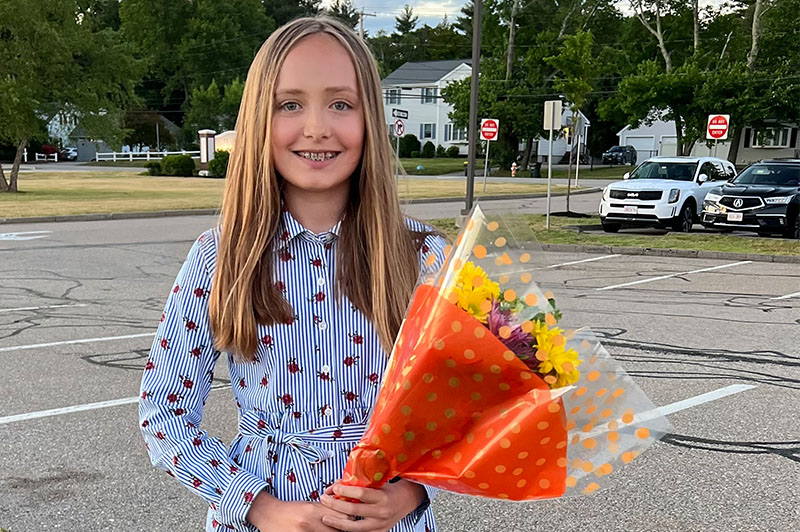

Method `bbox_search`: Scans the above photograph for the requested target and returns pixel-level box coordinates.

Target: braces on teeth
[300,152,337,161]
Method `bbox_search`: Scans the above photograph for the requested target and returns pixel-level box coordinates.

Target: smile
[294,151,340,161]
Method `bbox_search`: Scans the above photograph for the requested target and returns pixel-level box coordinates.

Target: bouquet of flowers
[342,206,670,500]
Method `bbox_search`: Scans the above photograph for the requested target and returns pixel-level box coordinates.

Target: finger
[321,515,373,532]
[332,484,384,505]
[320,493,372,517]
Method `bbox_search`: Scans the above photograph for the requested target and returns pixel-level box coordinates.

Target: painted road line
[0,303,88,314]
[770,290,800,301]
[0,231,52,241]
[0,332,154,353]
[595,260,752,291]
[0,384,229,425]
[548,254,620,269]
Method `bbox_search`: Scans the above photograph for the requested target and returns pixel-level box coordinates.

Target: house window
[385,89,400,105]
[752,127,792,148]
[444,124,466,142]
[421,87,437,104]
[420,123,435,139]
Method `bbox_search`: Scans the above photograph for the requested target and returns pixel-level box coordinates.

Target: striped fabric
[139,209,447,532]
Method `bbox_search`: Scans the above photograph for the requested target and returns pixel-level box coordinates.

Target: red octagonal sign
[480,119,499,141]
[707,114,729,140]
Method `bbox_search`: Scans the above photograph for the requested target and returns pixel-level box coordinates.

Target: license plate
[727,213,744,222]
[623,206,638,215]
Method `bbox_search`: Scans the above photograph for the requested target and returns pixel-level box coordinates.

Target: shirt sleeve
[138,234,268,531]
[417,232,448,283]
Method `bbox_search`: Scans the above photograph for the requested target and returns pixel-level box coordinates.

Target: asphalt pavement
[0,214,798,532]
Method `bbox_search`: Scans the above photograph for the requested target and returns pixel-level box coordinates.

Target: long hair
[209,16,423,361]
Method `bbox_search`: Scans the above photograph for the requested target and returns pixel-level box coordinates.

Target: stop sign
[707,114,730,140]
[480,119,499,141]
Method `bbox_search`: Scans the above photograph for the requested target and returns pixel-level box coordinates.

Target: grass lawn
[1,172,572,218]
[400,158,466,175]
[81,160,152,168]
[428,214,800,256]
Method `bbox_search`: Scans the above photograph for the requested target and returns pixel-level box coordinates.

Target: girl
[139,16,447,532]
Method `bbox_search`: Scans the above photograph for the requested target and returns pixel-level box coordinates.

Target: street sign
[543,100,562,130]
[394,119,405,137]
[480,118,499,141]
[392,108,408,119]
[707,114,730,140]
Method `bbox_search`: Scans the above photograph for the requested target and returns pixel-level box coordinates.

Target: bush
[435,145,446,158]
[208,150,230,178]
[421,141,436,158]
[161,154,196,177]
[446,146,461,158]
[410,150,420,158]
[41,144,57,155]
[399,134,421,158]
[145,162,162,176]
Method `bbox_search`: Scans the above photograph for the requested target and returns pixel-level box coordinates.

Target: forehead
[275,33,359,95]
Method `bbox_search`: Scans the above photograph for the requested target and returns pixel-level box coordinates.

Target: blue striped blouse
[139,209,447,532]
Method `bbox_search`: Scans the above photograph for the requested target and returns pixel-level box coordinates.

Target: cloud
[321,0,464,35]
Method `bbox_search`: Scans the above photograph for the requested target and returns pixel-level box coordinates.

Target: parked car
[59,147,78,161]
[599,156,737,233]
[701,158,800,239]
[602,145,637,165]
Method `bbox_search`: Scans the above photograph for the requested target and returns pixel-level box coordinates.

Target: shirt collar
[279,207,341,245]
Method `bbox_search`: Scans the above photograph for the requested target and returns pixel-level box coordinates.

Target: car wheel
[602,221,621,233]
[783,215,800,239]
[671,203,694,233]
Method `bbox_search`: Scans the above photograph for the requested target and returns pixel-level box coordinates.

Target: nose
[303,106,331,140]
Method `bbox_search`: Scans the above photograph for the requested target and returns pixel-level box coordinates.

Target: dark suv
[701,159,800,239]
[602,145,637,165]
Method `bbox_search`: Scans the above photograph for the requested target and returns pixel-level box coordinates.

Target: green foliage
[326,0,359,29]
[422,141,436,158]
[161,155,196,177]
[395,5,419,34]
[261,0,321,27]
[208,150,230,178]
[446,146,461,158]
[145,161,162,175]
[410,150,420,158]
[182,78,243,143]
[123,109,174,150]
[399,134,421,158]
[435,145,447,158]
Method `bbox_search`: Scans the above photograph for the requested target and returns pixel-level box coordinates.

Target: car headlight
[602,186,609,200]
[705,193,722,204]
[668,189,680,203]
[764,195,794,205]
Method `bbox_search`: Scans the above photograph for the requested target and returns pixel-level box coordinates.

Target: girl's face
[271,33,365,197]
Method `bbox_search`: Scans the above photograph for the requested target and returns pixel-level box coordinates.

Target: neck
[282,181,350,234]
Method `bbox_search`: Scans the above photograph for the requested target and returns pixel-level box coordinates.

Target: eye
[280,101,299,112]
[332,101,352,111]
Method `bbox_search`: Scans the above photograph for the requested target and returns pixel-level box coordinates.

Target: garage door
[624,136,656,164]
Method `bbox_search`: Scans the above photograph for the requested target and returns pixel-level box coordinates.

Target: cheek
[339,117,365,153]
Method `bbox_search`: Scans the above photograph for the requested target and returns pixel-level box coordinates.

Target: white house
[382,59,472,153]
[534,109,590,163]
[618,119,800,165]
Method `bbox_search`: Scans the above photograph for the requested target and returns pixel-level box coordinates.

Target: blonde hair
[209,16,425,361]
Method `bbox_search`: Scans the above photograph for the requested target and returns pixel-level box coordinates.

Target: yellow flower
[451,261,500,323]
[535,325,582,389]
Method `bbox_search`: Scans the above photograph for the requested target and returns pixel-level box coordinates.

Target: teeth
[299,152,337,161]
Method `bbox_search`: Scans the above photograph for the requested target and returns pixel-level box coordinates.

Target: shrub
[161,154,196,177]
[410,150,420,158]
[41,144,57,155]
[208,150,230,178]
[421,141,436,158]
[435,145,446,158]
[399,134,421,158]
[145,162,162,176]
[446,146,461,158]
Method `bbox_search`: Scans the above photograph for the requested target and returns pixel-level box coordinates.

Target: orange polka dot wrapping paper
[342,205,671,501]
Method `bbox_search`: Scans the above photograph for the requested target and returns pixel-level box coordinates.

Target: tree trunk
[520,138,533,169]
[505,0,520,81]
[747,0,764,70]
[675,116,685,155]
[6,136,27,193]
[0,160,8,191]
[692,0,699,53]
[727,127,742,166]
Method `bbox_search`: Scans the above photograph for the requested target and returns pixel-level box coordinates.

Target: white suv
[599,156,737,233]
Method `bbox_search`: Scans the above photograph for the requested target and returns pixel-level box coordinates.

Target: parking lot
[1,214,798,532]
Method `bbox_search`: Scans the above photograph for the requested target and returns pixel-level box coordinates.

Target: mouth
[293,150,341,162]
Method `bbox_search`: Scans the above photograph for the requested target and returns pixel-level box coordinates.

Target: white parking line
[0,332,154,353]
[595,260,752,291]
[0,303,88,314]
[548,254,620,268]
[770,290,800,301]
[0,384,229,425]
[0,230,52,241]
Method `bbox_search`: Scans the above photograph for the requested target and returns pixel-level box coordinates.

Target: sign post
[706,114,729,158]
[392,108,408,183]
[480,118,499,192]
[543,100,562,229]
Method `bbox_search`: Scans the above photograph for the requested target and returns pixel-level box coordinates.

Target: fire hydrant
[511,162,518,177]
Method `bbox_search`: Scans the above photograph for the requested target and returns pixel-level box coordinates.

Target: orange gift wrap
[342,206,671,501]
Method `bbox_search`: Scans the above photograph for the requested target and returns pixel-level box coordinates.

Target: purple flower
[487,301,512,335]
[487,301,536,363]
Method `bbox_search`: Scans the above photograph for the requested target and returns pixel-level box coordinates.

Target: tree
[326,0,359,30]
[262,0,321,27]
[182,78,245,140]
[0,0,141,192]
[395,5,419,35]
[123,109,174,150]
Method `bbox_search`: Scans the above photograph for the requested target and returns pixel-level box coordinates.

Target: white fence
[34,153,58,162]
[95,150,201,161]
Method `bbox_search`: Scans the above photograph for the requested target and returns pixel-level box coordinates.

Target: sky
[321,1,465,35]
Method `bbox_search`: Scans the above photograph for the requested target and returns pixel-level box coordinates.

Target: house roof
[382,59,472,86]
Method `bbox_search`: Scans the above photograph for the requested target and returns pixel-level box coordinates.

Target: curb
[538,243,799,264]
[0,189,602,225]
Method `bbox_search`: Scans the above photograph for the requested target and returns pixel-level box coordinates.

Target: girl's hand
[318,479,427,532]
[247,491,354,532]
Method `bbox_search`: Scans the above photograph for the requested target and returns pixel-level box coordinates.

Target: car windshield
[629,162,697,181]
[733,165,800,186]
[608,146,623,152]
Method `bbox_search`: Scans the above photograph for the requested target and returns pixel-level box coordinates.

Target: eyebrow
[275,86,358,97]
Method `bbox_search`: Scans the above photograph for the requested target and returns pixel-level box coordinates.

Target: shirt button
[321,365,330,373]
[323,406,332,416]
[317,277,326,287]
[318,321,328,331]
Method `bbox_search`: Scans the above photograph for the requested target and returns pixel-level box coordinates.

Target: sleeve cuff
[215,468,269,529]
[409,483,437,524]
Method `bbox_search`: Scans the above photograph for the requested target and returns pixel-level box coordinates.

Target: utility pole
[464,0,482,214]
[358,8,375,40]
